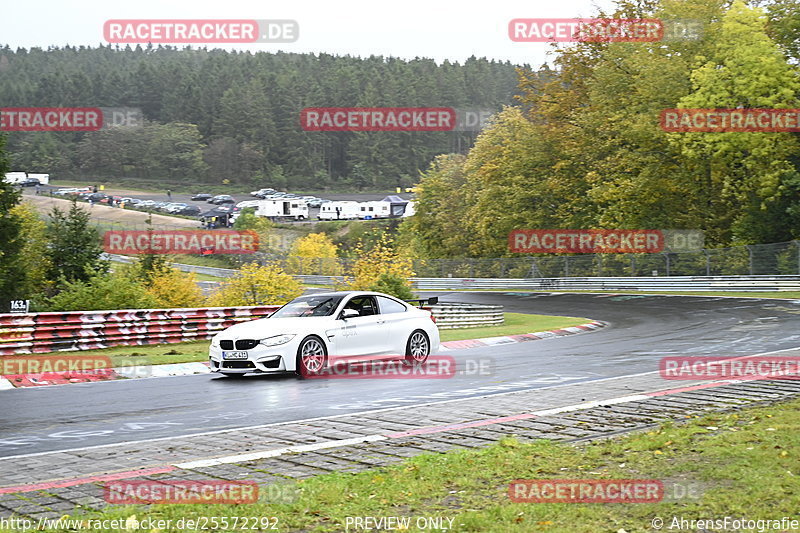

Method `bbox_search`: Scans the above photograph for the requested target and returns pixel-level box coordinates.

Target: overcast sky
[3,0,616,66]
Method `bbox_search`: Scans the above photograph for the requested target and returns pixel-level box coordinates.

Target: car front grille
[235,339,259,350]
[222,361,256,369]
[220,340,234,350]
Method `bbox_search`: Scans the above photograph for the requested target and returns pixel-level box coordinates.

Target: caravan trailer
[255,199,309,220]
[3,172,28,184]
[357,201,392,219]
[318,201,360,220]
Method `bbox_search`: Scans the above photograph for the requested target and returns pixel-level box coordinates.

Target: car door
[329,295,384,359]
[376,296,414,357]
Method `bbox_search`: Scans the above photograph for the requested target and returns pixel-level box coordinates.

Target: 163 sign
[8,300,30,314]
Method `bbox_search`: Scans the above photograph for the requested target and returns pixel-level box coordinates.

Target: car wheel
[404,330,430,365]
[296,335,327,378]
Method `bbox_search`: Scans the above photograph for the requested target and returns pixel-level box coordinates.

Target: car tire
[296,335,328,378]
[404,330,430,366]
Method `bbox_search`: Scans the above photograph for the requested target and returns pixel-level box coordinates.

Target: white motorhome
[318,201,360,220]
[357,201,392,219]
[255,199,309,220]
[3,172,28,184]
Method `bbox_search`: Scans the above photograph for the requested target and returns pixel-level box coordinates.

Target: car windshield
[270,295,345,318]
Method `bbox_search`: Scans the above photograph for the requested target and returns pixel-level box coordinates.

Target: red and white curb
[0,362,211,389]
[438,320,605,351]
[0,322,605,389]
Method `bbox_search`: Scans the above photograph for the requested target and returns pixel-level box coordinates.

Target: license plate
[222,351,249,360]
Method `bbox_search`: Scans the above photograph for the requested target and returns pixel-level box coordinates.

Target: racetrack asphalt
[2,292,800,457]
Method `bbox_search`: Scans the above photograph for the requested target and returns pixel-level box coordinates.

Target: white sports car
[209,291,440,377]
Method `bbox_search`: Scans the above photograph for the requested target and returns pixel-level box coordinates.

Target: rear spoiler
[406,297,438,308]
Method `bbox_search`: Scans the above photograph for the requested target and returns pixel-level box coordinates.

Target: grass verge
[2,313,590,369]
[35,395,800,532]
[436,312,589,342]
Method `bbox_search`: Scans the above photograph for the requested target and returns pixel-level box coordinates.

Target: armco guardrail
[105,254,800,291]
[413,275,800,292]
[0,306,278,356]
[430,303,504,329]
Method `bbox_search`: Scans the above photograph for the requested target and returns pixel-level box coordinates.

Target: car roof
[297,291,404,300]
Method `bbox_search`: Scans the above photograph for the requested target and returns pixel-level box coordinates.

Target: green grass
[7,313,590,368]
[438,312,589,342]
[29,394,800,532]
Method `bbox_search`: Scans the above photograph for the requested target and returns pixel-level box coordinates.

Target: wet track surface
[2,292,800,456]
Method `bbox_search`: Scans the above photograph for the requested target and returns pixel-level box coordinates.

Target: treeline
[0,46,526,189]
[400,0,800,253]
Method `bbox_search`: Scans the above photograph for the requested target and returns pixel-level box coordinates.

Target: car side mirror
[341,309,359,320]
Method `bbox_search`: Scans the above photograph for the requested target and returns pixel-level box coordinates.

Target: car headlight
[260,334,296,347]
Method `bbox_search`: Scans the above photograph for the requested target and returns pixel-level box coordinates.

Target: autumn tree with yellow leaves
[285,232,341,275]
[208,262,302,306]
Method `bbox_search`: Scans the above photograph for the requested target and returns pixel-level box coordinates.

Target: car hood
[215,316,333,340]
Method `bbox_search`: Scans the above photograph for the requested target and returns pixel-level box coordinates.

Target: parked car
[250,188,276,198]
[208,194,235,205]
[191,193,213,201]
[138,200,156,208]
[164,202,189,213]
[176,205,202,216]
[87,192,108,203]
[20,177,41,187]
[208,292,440,377]
[307,198,328,208]
[52,188,78,196]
